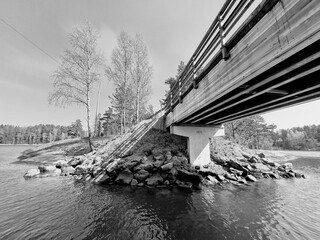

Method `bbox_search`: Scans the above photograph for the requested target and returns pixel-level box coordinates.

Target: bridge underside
[176,39,320,125]
[165,0,320,127]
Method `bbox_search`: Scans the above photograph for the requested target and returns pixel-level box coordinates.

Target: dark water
[1,146,320,240]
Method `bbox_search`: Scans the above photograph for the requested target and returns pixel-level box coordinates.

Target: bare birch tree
[131,34,152,123]
[105,31,133,134]
[49,22,104,151]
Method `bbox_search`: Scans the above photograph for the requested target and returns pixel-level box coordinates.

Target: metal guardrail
[164,0,266,114]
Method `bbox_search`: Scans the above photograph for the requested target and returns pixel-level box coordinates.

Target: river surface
[0,145,320,240]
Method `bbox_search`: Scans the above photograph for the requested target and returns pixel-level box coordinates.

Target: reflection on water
[0,146,320,240]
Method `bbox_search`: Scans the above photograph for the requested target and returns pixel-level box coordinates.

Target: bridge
[162,0,320,165]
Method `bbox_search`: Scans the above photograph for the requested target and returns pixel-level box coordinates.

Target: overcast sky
[0,0,319,129]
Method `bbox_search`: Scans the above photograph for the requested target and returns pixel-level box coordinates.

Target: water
[1,146,320,240]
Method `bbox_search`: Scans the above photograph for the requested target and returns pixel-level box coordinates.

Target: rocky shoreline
[24,129,305,189]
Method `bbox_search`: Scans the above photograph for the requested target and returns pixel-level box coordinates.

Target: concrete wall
[170,124,225,165]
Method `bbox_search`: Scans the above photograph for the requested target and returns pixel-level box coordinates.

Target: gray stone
[227,160,246,171]
[257,153,266,158]
[153,154,164,161]
[287,172,295,178]
[251,163,270,172]
[145,174,163,186]
[38,164,56,172]
[153,160,164,168]
[74,165,88,175]
[164,180,170,186]
[137,182,145,187]
[170,156,181,166]
[68,157,84,168]
[207,175,219,185]
[141,162,153,171]
[282,163,293,171]
[237,178,247,184]
[177,169,202,184]
[134,169,149,182]
[115,169,133,185]
[224,173,237,181]
[55,160,68,169]
[268,172,280,179]
[216,175,225,182]
[177,156,188,165]
[295,172,303,178]
[248,156,258,163]
[165,152,172,161]
[170,167,178,176]
[246,175,257,182]
[161,162,174,171]
[61,166,75,175]
[131,179,138,186]
[24,168,40,178]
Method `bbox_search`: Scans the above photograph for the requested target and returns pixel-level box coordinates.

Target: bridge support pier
[170,124,225,165]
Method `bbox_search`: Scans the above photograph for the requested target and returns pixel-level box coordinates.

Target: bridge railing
[164,0,264,114]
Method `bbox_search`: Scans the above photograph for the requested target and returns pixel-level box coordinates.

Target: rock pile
[23,129,305,190]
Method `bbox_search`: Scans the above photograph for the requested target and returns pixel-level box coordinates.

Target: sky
[0,0,319,130]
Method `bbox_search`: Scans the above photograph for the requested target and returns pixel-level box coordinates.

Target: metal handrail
[165,0,263,114]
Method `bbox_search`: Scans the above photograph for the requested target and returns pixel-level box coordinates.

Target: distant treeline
[225,115,320,151]
[0,120,84,144]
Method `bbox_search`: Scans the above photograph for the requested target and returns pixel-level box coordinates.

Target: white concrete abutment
[170,124,225,165]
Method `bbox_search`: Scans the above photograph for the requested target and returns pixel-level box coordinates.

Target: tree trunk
[86,77,93,151]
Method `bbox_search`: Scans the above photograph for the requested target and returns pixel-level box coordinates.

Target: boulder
[257,153,265,158]
[153,160,164,168]
[164,180,170,186]
[61,166,75,175]
[224,173,237,181]
[177,169,202,184]
[251,163,270,173]
[141,162,153,171]
[93,172,110,184]
[131,179,138,186]
[145,174,163,186]
[227,160,246,171]
[177,156,188,165]
[161,162,174,171]
[246,175,257,182]
[74,165,88,175]
[115,169,133,185]
[137,182,145,187]
[170,156,181,166]
[124,159,141,170]
[248,156,258,163]
[153,154,164,161]
[237,178,247,184]
[268,172,280,179]
[68,157,84,168]
[38,164,56,172]
[295,172,303,178]
[287,172,295,178]
[134,169,149,182]
[207,175,219,185]
[165,152,172,161]
[55,160,68,169]
[24,168,40,178]
[170,167,178,177]
[282,163,293,171]
[216,175,225,182]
